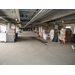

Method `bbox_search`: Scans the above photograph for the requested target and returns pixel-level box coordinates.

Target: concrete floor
[0,31,75,65]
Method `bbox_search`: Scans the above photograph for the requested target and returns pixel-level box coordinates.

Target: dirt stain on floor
[16,36,48,45]
[31,37,48,45]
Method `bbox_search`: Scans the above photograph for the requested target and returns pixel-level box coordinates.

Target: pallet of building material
[50,29,59,41]
[59,28,72,43]
[43,33,50,40]
[33,30,35,32]
[39,32,43,37]
[46,37,49,40]
[48,26,53,31]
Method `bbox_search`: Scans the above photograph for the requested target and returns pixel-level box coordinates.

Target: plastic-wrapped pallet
[59,28,72,43]
[39,26,47,37]
[42,29,50,40]
[39,27,41,33]
[50,29,58,41]
[50,29,54,41]
[43,33,49,40]
[6,29,15,33]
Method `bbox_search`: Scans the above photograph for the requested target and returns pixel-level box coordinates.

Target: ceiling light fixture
[15,19,17,21]
[62,21,64,23]
[17,21,19,23]
[54,23,55,24]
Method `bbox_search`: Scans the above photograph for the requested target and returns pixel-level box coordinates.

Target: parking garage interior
[0,9,75,65]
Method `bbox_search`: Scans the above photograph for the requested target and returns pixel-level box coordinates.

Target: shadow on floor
[16,36,47,45]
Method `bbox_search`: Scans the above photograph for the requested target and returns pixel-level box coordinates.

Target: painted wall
[0,25,6,33]
[65,24,75,34]
[55,25,58,29]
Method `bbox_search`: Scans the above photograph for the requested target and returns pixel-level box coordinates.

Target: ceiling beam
[39,9,75,23]
[0,17,8,22]
[20,17,31,20]
[19,9,39,12]
[15,9,20,22]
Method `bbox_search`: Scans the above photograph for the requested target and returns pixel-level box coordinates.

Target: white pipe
[0,17,8,22]
[24,9,53,28]
[15,9,20,22]
[24,9,43,28]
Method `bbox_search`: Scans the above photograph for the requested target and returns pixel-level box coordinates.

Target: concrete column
[0,26,1,33]
[71,26,74,34]
[35,27,37,31]
[63,25,66,28]
[37,27,39,31]
[55,25,58,29]
[30,28,32,30]
[6,23,11,30]
[32,27,34,31]
[14,25,16,33]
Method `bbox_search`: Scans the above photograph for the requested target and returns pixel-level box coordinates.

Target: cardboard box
[40,26,48,32]
[41,26,47,30]
[39,27,41,32]
[59,28,72,43]
[48,27,53,30]
[50,36,54,41]
[33,30,34,32]
[60,28,72,36]
[46,37,49,40]
[43,29,50,34]
[39,32,43,37]
[43,33,49,40]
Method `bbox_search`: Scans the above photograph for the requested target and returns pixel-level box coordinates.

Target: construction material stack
[43,30,50,40]
[6,29,15,42]
[39,26,53,40]
[50,29,58,41]
[59,28,72,44]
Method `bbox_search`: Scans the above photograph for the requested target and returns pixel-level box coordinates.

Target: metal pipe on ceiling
[15,9,20,22]
[24,9,53,28]
[19,9,39,12]
[24,9,43,27]
[0,17,8,22]
[31,9,53,23]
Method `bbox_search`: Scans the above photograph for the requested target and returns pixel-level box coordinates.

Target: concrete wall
[74,26,75,34]
[55,25,58,29]
[65,24,75,34]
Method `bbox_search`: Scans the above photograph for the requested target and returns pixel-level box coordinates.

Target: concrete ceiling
[0,9,20,22]
[0,9,75,28]
[19,9,40,26]
[25,9,75,28]
[36,9,75,23]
